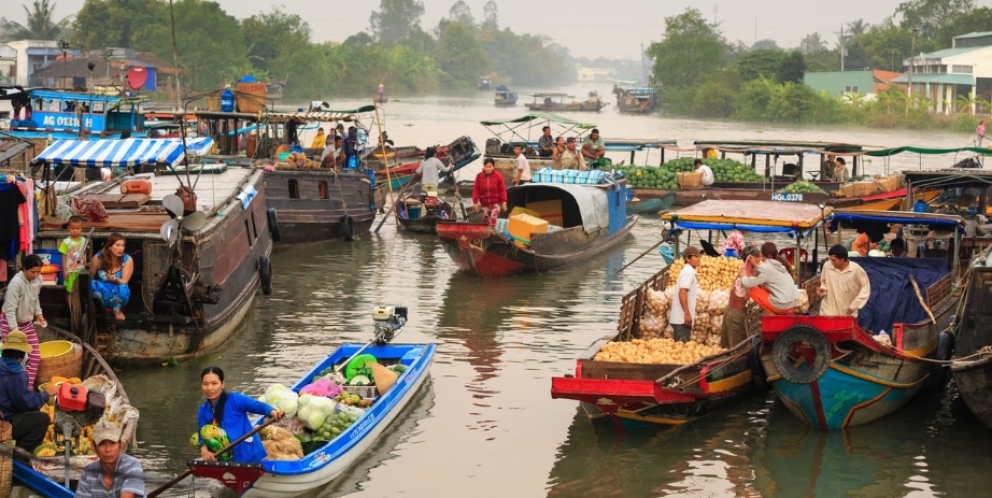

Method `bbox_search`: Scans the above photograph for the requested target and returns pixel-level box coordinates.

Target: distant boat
[524,93,606,113]
[494,85,518,107]
[614,85,658,114]
[266,82,285,100]
[478,77,492,91]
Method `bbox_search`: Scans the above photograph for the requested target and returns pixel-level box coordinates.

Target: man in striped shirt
[76,422,145,498]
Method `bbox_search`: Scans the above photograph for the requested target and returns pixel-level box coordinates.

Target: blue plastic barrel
[220,88,235,112]
[913,199,929,213]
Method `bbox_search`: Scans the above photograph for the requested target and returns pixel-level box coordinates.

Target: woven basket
[36,344,83,385]
[837,183,855,198]
[206,94,221,112]
[677,171,702,189]
[235,83,267,114]
[853,181,877,197]
[0,417,10,498]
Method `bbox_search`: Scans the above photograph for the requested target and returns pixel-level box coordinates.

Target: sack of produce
[297,394,336,430]
[645,289,670,317]
[370,362,399,396]
[663,325,674,340]
[638,314,668,340]
[592,338,724,365]
[668,256,744,291]
[258,384,300,417]
[707,290,729,315]
[710,314,724,335]
[270,417,308,436]
[694,290,710,315]
[300,378,343,399]
[690,312,711,343]
[199,424,233,462]
[263,438,304,460]
[798,289,810,313]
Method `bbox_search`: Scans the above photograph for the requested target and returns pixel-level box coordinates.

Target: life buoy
[340,214,355,241]
[267,208,281,243]
[771,325,831,384]
[259,256,272,295]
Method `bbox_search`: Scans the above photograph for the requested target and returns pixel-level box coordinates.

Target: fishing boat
[2,87,146,140]
[525,93,606,113]
[761,209,966,430]
[478,77,492,91]
[394,191,455,234]
[33,137,274,366]
[613,85,658,114]
[12,326,138,498]
[436,169,636,278]
[626,192,674,215]
[188,307,435,498]
[951,246,992,427]
[494,85,518,107]
[551,200,829,428]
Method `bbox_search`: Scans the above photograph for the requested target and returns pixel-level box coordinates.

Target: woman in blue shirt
[197,366,283,463]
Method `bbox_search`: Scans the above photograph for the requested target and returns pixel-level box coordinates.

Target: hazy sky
[2,0,932,59]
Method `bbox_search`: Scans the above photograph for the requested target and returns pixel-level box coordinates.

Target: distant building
[895,31,992,114]
[29,48,178,93]
[0,44,14,84]
[803,69,903,100]
[578,68,617,84]
[6,40,76,87]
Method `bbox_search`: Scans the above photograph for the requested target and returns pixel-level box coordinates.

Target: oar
[616,238,668,274]
[908,275,937,324]
[147,417,278,498]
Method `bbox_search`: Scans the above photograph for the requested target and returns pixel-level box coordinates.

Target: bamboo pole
[371,98,399,229]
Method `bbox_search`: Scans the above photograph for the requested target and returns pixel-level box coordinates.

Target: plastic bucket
[39,340,73,359]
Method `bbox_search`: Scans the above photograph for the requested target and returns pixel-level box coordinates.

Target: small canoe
[395,194,456,234]
[626,192,675,215]
[189,342,435,498]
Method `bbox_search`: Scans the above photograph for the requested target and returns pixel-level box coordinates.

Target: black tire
[771,325,831,385]
[928,331,955,391]
[750,340,769,391]
[340,214,355,241]
[267,208,282,243]
[259,256,272,296]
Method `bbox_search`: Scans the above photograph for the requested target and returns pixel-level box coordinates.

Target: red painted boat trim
[550,376,697,406]
[861,188,907,202]
[809,381,829,429]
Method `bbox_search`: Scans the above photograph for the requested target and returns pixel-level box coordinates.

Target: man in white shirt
[818,244,871,317]
[695,159,715,186]
[321,135,343,169]
[513,143,532,186]
[669,246,702,342]
[413,147,452,196]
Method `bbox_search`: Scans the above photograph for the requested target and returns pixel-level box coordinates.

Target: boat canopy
[530,93,571,98]
[603,139,678,152]
[509,183,609,234]
[694,139,868,154]
[267,110,368,125]
[480,112,595,129]
[33,137,214,168]
[903,170,992,190]
[662,199,831,235]
[865,145,992,157]
[830,209,964,231]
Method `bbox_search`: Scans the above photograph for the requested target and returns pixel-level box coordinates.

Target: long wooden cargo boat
[524,93,606,113]
[33,138,273,366]
[761,210,965,430]
[190,340,435,497]
[552,200,829,428]
[437,171,636,278]
[951,248,992,427]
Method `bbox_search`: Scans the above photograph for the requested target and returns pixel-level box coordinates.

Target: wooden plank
[86,194,151,209]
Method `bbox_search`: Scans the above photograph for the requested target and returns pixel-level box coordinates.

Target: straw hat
[0,331,32,355]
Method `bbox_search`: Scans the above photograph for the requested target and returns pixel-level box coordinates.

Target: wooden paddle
[908,275,937,325]
[616,238,668,274]
[146,417,278,498]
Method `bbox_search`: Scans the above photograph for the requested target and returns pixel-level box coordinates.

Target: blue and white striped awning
[33,138,214,168]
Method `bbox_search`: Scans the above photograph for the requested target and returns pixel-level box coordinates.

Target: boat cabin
[5,89,145,139]
[692,139,867,186]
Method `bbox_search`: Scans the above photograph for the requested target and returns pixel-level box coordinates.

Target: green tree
[857,19,914,71]
[369,0,425,43]
[435,21,487,88]
[752,39,780,51]
[736,49,786,81]
[72,0,166,51]
[936,6,992,46]
[896,0,974,39]
[647,8,726,93]
[241,8,311,75]
[482,0,499,30]
[775,51,806,83]
[447,1,475,26]
[1,0,65,41]
[799,32,827,54]
[847,19,871,36]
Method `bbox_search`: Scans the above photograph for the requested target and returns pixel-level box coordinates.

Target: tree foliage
[896,0,974,39]
[435,21,488,88]
[647,8,725,91]
[1,0,68,41]
[369,0,425,43]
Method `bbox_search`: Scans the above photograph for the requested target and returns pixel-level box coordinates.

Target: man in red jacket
[472,158,508,227]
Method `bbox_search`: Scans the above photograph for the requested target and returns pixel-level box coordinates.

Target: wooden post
[372,98,399,227]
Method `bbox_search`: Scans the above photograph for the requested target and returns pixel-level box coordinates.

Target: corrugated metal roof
[954,31,992,40]
[920,46,982,59]
[891,73,974,85]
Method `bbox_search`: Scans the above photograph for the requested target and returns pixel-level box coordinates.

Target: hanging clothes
[0,183,26,256]
[17,182,30,254]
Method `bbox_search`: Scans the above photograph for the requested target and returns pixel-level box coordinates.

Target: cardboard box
[508,213,549,248]
[510,206,540,218]
[527,199,564,226]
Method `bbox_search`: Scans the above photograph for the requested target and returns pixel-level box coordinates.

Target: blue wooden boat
[3,88,146,140]
[626,192,674,215]
[760,210,965,430]
[189,336,435,497]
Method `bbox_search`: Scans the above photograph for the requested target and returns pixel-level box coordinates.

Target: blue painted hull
[13,460,75,498]
[769,366,922,430]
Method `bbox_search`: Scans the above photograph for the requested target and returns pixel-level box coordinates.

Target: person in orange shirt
[851,228,877,257]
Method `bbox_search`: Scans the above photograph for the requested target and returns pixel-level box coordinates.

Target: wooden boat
[951,248,992,427]
[394,192,456,234]
[524,93,606,113]
[436,171,636,278]
[34,137,274,366]
[614,85,658,114]
[2,88,146,140]
[12,326,138,498]
[266,82,285,100]
[494,85,518,107]
[761,210,966,430]
[190,336,435,497]
[626,192,674,215]
[552,201,829,428]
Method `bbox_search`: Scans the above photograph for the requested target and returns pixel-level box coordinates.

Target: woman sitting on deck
[90,233,133,320]
[739,243,800,315]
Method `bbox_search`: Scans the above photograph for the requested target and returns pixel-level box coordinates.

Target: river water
[120,86,992,497]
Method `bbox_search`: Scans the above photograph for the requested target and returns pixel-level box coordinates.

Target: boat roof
[193,110,261,120]
[509,183,610,233]
[480,112,595,129]
[902,169,992,190]
[865,145,992,157]
[33,138,213,168]
[694,139,867,154]
[663,199,831,233]
[602,139,678,151]
[831,209,964,229]
[267,110,366,124]
[530,93,571,98]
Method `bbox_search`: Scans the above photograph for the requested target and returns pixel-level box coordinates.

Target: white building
[896,31,992,114]
[5,40,77,87]
[0,44,15,84]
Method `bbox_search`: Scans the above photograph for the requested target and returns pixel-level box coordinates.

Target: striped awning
[33,138,214,168]
[266,111,363,123]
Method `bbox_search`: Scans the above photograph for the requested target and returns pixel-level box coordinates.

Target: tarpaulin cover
[855,257,948,334]
[34,138,213,168]
[865,145,992,157]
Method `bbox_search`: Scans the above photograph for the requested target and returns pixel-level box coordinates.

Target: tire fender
[267,208,282,243]
[259,256,272,296]
[771,325,831,385]
[340,214,355,241]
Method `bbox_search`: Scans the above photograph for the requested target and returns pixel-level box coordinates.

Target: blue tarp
[670,221,818,239]
[855,258,948,334]
[830,213,962,230]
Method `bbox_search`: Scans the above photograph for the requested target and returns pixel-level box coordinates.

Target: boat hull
[437,215,636,278]
[626,192,675,215]
[952,357,992,427]
[264,170,377,244]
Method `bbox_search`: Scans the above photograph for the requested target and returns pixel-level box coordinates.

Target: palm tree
[846,19,869,36]
[1,0,63,41]
[956,93,981,115]
[842,92,867,109]
[800,32,827,55]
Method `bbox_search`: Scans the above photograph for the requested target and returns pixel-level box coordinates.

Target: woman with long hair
[90,233,134,320]
[1,254,46,389]
[197,366,283,463]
